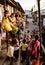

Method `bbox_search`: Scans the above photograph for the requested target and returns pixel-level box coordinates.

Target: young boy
[13,35,19,61]
[2,41,14,65]
[20,39,28,63]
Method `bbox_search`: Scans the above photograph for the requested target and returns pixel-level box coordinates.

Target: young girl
[13,36,19,61]
[20,39,28,63]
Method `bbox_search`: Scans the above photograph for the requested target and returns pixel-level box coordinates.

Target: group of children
[3,35,29,65]
[20,35,40,65]
[2,35,19,65]
[2,35,40,65]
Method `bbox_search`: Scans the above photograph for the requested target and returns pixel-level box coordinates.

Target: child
[20,39,28,63]
[13,36,19,61]
[7,42,14,57]
[2,41,14,65]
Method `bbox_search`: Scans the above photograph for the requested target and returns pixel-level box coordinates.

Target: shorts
[14,49,19,59]
[7,56,13,61]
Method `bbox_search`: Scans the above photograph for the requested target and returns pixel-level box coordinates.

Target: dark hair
[15,14,18,17]
[27,30,30,33]
[35,35,38,41]
[4,10,9,14]
[9,41,14,46]
[23,39,26,43]
[15,35,18,39]
[11,13,15,16]
[11,39,17,44]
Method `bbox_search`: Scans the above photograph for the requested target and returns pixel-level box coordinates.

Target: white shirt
[7,46,14,57]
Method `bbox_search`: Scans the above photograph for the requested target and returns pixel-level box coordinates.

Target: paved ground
[0,49,31,65]
[0,46,43,65]
[0,48,21,65]
[0,50,7,65]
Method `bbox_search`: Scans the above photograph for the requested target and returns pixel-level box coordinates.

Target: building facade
[25,10,39,35]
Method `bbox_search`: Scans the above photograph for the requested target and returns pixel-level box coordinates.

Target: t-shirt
[2,17,12,32]
[2,17,18,33]
[20,43,28,51]
[7,46,14,57]
[14,40,19,51]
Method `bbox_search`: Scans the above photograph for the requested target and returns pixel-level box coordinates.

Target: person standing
[26,36,31,65]
[20,39,28,63]
[13,35,19,61]
[30,35,40,65]
[2,41,15,65]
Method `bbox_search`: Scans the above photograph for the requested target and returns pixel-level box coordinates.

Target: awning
[0,0,25,13]
[6,0,16,8]
[0,0,17,8]
[16,2,25,13]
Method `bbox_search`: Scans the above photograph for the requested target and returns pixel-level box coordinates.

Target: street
[0,42,44,65]
[0,48,32,65]
[0,0,45,65]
